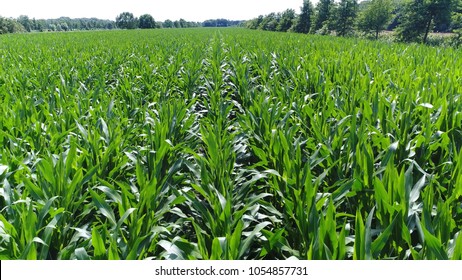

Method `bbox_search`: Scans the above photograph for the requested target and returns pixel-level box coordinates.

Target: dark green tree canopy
[358,0,393,39]
[116,12,138,29]
[203,19,243,27]
[277,9,296,32]
[0,17,26,34]
[259,13,279,31]
[396,0,453,43]
[246,15,264,29]
[139,14,155,29]
[313,0,334,32]
[163,19,174,28]
[17,15,32,32]
[332,0,358,36]
[293,0,314,34]
[243,0,460,46]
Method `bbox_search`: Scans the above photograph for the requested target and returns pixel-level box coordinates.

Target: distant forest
[246,0,462,45]
[0,14,243,34]
[1,0,461,46]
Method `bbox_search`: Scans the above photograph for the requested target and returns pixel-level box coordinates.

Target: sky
[1,0,307,22]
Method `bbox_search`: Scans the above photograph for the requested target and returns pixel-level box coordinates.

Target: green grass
[0,28,461,260]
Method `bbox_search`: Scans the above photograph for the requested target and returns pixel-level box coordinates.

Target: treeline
[0,16,115,33]
[115,13,243,29]
[202,19,244,27]
[0,13,201,33]
[246,0,462,44]
[115,12,201,29]
[0,13,242,34]
[0,17,25,34]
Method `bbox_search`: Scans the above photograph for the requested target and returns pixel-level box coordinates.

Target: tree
[292,0,314,33]
[35,19,46,32]
[0,17,25,34]
[163,19,174,28]
[332,0,358,36]
[203,19,242,27]
[246,15,264,29]
[451,0,462,45]
[358,0,393,39]
[48,23,57,31]
[179,18,187,28]
[17,15,32,32]
[453,0,462,29]
[139,14,155,29]
[313,0,334,32]
[60,22,69,31]
[396,0,429,42]
[432,0,454,32]
[277,9,296,32]
[396,0,453,43]
[116,12,137,29]
[259,13,279,31]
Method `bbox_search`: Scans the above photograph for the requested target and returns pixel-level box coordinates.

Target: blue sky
[2,0,308,21]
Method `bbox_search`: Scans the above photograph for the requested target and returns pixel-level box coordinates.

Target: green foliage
[312,0,334,32]
[246,16,263,29]
[17,15,32,32]
[259,13,279,31]
[163,19,174,28]
[12,17,116,32]
[277,9,296,32]
[0,16,25,34]
[116,12,138,30]
[358,0,393,39]
[397,0,454,43]
[332,0,359,36]
[139,14,156,29]
[202,19,243,27]
[453,0,462,29]
[0,28,461,260]
[431,0,454,31]
[292,0,314,34]
[450,0,462,47]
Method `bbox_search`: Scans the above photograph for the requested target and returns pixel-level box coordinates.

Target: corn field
[1,28,461,260]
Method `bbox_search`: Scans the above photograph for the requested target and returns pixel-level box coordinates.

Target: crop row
[0,28,461,259]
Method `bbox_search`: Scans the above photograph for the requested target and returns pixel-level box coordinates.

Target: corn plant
[0,28,461,260]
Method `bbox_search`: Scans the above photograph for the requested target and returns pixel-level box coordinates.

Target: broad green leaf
[422,227,448,260]
[239,222,270,259]
[354,210,365,260]
[211,237,224,260]
[91,227,106,259]
[365,207,375,260]
[452,231,462,260]
[372,212,399,259]
[89,189,117,226]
